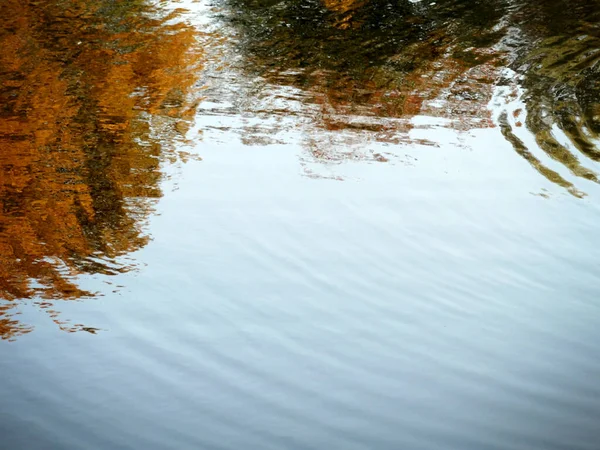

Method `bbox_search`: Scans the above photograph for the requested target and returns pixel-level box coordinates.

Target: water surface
[1,0,600,449]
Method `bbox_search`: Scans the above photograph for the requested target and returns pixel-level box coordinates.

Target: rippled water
[2,0,600,448]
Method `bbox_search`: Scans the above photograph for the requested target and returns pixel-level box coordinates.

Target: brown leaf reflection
[0,0,203,339]
[219,0,506,170]
[220,0,599,190]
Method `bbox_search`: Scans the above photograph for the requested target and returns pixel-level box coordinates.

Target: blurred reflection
[2,0,599,339]
[502,1,600,195]
[0,0,202,339]
[221,0,506,163]
[221,0,599,190]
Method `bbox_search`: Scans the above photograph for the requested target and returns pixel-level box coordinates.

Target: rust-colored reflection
[0,0,202,340]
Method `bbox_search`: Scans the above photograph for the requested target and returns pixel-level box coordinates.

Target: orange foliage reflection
[0,0,202,339]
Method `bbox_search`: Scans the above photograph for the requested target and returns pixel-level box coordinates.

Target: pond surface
[1,0,600,448]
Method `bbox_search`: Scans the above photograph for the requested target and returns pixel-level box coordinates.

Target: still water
[1,0,600,448]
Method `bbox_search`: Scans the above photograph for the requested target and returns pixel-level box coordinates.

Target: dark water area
[1,0,600,449]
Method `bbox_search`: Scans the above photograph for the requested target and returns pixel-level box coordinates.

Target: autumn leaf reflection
[0,0,203,339]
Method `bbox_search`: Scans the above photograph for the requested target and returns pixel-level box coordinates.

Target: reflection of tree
[499,1,600,195]
[0,0,202,339]
[224,0,599,192]
[223,0,505,162]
